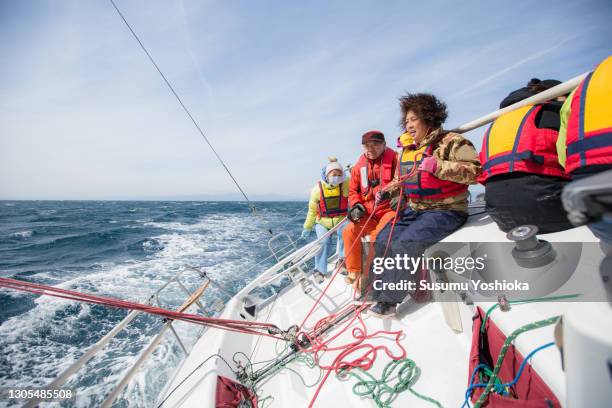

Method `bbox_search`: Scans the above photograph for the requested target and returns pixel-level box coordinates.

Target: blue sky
[0,0,610,200]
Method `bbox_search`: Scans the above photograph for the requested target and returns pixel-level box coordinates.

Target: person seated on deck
[557,55,612,243]
[478,78,574,234]
[369,93,481,318]
[342,131,398,290]
[301,157,350,283]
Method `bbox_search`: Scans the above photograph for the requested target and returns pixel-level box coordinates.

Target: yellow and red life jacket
[565,56,612,174]
[400,139,467,200]
[478,104,568,184]
[317,181,348,217]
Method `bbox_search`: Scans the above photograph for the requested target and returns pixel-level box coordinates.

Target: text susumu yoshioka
[372,279,530,292]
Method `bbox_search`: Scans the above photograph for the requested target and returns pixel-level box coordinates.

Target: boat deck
[159,214,605,407]
[249,275,473,407]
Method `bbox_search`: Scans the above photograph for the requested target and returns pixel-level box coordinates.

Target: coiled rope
[337,358,443,408]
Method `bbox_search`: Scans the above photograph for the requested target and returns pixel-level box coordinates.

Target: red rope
[297,206,379,330]
[0,277,285,340]
[299,153,420,331]
[296,155,422,406]
[381,154,419,258]
[382,185,403,259]
[297,301,406,407]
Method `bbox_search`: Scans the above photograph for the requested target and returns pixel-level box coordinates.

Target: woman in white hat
[301,157,350,283]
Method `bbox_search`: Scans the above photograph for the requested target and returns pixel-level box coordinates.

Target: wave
[0,201,305,407]
[37,209,57,216]
[0,237,262,406]
[9,230,34,239]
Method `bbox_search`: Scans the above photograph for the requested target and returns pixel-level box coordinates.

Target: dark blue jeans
[371,209,468,304]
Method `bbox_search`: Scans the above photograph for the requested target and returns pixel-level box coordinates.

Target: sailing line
[108,0,256,212]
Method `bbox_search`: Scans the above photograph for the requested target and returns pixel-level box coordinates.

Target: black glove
[375,190,391,205]
[347,203,367,223]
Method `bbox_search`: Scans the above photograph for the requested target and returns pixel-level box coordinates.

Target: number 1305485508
[1,387,76,402]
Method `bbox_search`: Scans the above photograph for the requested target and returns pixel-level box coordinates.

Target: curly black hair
[398,93,448,130]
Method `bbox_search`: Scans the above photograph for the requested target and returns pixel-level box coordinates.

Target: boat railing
[268,232,300,261]
[24,266,215,408]
[256,221,345,287]
[99,269,214,408]
[451,73,587,134]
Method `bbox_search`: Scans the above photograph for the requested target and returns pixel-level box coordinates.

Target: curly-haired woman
[369,93,481,317]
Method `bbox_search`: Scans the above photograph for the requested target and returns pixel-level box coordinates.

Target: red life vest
[317,181,348,217]
[478,104,568,184]
[352,147,396,217]
[400,137,467,200]
[353,147,396,199]
[565,56,612,174]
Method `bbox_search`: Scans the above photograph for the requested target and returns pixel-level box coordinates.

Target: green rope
[473,315,560,408]
[481,294,579,333]
[252,352,323,389]
[337,358,444,408]
[478,366,506,394]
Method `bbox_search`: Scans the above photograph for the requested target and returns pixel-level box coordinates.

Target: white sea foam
[0,212,273,407]
[9,230,33,239]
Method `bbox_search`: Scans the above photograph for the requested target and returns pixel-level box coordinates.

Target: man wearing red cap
[342,130,398,288]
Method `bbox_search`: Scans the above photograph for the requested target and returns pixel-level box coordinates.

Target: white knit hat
[325,157,343,176]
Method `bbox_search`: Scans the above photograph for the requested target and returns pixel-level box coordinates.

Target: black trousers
[485,172,573,234]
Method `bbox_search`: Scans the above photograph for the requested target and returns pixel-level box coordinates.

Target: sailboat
[151,77,612,408]
[2,2,610,406]
[7,68,610,407]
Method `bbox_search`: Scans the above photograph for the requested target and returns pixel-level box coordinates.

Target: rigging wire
[156,353,236,408]
[108,0,261,216]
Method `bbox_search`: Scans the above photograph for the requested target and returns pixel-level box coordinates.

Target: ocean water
[0,200,307,407]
